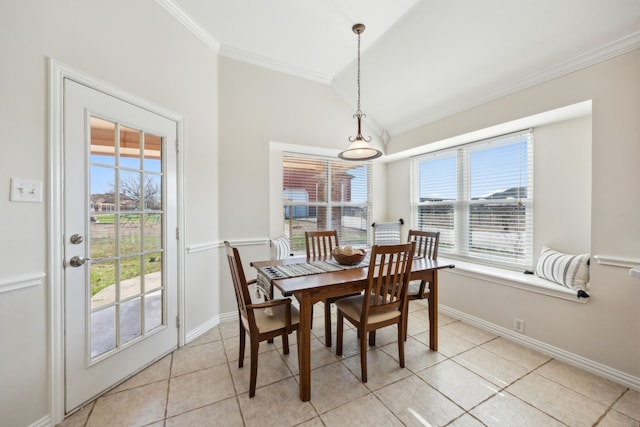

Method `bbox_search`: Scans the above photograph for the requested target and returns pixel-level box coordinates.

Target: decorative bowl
[332,247,366,266]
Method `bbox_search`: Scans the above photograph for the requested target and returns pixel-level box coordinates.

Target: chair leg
[324,301,332,347]
[336,312,344,356]
[282,332,290,355]
[403,299,410,341]
[368,330,376,346]
[238,327,245,368]
[398,322,405,368]
[249,339,259,398]
[268,287,275,344]
[360,329,368,383]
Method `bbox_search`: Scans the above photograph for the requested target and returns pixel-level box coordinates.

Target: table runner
[256,259,367,300]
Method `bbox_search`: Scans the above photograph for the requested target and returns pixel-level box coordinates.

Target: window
[283,153,371,253]
[412,130,533,270]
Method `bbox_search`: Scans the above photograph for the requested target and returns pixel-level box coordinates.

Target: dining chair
[404,229,440,340]
[224,241,300,397]
[335,242,414,382]
[304,230,360,347]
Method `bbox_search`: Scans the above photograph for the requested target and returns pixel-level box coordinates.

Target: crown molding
[156,1,333,84]
[218,44,333,84]
[390,31,640,136]
[155,0,221,53]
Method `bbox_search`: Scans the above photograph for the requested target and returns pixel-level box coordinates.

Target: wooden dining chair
[404,229,440,340]
[304,230,359,347]
[305,230,339,258]
[224,241,300,397]
[335,242,414,382]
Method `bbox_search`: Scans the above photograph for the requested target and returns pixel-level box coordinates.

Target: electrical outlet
[514,318,525,333]
[10,178,42,203]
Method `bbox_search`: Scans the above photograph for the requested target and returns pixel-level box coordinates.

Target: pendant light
[338,23,383,161]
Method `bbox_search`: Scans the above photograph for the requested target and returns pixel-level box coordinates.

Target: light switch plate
[10,178,43,202]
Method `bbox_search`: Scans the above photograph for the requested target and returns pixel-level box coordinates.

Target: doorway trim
[48,58,185,424]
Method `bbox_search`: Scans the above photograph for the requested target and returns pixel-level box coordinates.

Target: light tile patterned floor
[59,300,640,427]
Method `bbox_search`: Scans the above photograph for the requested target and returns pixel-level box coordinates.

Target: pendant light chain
[356,29,362,115]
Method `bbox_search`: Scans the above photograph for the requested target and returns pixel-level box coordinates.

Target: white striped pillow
[270,237,292,260]
[535,246,590,290]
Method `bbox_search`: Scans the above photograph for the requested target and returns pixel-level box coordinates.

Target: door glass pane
[119,170,142,212]
[120,255,142,299]
[120,297,142,345]
[144,252,163,291]
[144,291,163,333]
[120,213,141,255]
[143,133,162,172]
[90,260,116,309]
[119,126,141,169]
[144,214,162,251]
[91,306,116,358]
[90,117,116,165]
[87,115,166,361]
[90,165,115,206]
[144,174,162,210]
[90,214,116,259]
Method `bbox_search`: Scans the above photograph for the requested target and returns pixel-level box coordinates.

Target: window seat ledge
[439,257,589,303]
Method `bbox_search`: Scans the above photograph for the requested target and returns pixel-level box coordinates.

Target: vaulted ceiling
[161,0,640,137]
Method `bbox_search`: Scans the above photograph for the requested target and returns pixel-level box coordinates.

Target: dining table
[250,254,454,401]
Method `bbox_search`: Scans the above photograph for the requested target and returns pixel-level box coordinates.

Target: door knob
[69,256,90,267]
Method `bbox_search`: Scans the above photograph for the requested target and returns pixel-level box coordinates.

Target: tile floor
[59,300,640,426]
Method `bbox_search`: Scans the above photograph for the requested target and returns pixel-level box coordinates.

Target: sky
[419,140,529,200]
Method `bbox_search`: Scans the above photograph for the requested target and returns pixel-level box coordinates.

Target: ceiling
[162,0,640,137]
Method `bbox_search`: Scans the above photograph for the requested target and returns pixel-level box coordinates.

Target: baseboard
[185,312,238,344]
[440,305,640,391]
[29,414,51,427]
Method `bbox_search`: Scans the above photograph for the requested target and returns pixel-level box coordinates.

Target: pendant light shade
[338,138,383,160]
[338,23,383,161]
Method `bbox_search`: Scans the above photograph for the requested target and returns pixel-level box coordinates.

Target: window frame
[411,130,534,270]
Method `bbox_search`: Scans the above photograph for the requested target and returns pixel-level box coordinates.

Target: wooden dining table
[250,255,454,401]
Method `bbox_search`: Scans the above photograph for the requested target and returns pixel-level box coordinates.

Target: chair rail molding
[186,239,269,254]
[593,254,640,268]
[0,272,46,295]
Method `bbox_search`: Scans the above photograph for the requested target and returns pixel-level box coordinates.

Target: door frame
[48,58,185,424]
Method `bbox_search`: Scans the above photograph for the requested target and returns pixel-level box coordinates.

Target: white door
[64,79,178,412]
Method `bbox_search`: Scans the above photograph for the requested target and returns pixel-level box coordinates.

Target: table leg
[296,292,312,401]
[429,271,438,351]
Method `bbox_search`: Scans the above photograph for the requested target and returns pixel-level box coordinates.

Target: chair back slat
[363,243,414,319]
[305,230,339,258]
[408,230,440,260]
[224,241,255,328]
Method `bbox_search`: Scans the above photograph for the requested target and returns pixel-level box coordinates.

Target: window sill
[439,257,589,303]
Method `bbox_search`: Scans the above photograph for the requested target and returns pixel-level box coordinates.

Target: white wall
[0,1,219,425]
[534,116,592,254]
[388,50,640,383]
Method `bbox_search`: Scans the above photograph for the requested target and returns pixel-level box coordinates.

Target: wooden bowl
[332,251,366,266]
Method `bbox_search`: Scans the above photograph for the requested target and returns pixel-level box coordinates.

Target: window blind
[283,153,371,253]
[413,130,533,270]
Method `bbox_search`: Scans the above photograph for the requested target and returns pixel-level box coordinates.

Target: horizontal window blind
[413,130,533,270]
[283,153,371,253]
